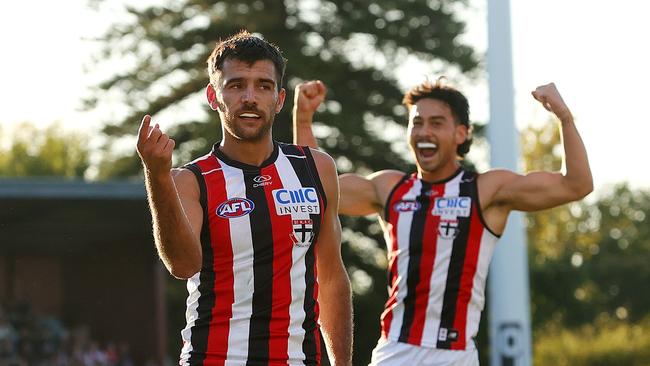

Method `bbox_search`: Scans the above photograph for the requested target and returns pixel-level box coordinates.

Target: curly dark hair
[207,30,286,91]
[402,77,473,158]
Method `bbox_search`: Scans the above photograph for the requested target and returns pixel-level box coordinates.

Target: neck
[418,160,461,182]
[219,134,274,167]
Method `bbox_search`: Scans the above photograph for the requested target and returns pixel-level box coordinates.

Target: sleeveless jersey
[179,142,326,365]
[379,168,499,351]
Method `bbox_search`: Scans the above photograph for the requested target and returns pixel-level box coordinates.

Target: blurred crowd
[0,302,134,366]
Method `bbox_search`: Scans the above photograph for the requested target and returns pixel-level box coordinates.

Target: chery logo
[253,175,272,183]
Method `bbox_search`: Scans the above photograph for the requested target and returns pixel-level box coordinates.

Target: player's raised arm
[293,80,326,148]
[136,115,202,279]
[486,83,593,212]
[293,81,405,217]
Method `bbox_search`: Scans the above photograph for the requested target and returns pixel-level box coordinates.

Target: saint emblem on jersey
[438,219,459,240]
[290,219,314,247]
[432,196,472,217]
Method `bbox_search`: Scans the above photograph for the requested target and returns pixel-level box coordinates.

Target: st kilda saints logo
[438,219,460,240]
[290,219,314,247]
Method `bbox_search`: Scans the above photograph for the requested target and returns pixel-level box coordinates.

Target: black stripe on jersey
[436,172,473,349]
[183,163,215,364]
[282,144,321,364]
[301,146,327,210]
[398,181,432,342]
[244,168,274,365]
[382,173,410,221]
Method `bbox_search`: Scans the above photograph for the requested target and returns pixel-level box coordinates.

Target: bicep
[339,173,382,216]
[494,170,575,212]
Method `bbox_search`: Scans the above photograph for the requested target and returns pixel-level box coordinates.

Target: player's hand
[136,115,175,176]
[532,83,572,122]
[294,80,327,116]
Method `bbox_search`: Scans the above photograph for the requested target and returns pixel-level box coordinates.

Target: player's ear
[275,88,286,114]
[206,83,219,111]
[455,123,468,145]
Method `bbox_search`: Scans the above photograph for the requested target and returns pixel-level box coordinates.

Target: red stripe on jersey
[450,204,484,350]
[407,183,445,344]
[261,164,292,363]
[197,156,234,363]
[381,176,416,338]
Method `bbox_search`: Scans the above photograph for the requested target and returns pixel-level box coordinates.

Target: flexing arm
[488,83,593,212]
[136,115,203,279]
[312,149,353,366]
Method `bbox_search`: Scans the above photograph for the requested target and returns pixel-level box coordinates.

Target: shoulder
[477,169,519,187]
[368,169,407,191]
[368,169,406,183]
[171,167,200,194]
[306,148,338,196]
[307,148,337,177]
[477,168,520,207]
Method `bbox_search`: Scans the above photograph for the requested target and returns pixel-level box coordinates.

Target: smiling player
[137,31,352,366]
[293,77,592,365]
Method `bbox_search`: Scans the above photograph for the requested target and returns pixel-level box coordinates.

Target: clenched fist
[294,80,327,115]
[136,115,175,176]
[532,83,572,122]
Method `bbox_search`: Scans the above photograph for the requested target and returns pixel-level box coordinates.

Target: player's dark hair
[403,77,473,158]
[207,30,286,91]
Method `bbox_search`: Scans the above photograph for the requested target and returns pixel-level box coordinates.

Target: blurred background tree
[0,123,89,178]
[523,121,650,365]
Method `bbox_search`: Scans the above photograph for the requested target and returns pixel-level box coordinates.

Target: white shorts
[369,338,479,366]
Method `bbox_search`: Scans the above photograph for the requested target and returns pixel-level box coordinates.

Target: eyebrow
[224,77,277,86]
[412,115,446,121]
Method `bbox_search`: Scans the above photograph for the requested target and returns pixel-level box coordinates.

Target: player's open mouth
[239,112,261,120]
[416,142,438,158]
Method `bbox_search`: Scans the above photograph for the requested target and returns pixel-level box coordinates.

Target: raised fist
[532,83,572,121]
[294,80,327,115]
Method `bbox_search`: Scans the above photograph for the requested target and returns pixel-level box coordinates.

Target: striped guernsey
[379,168,500,351]
[179,142,326,365]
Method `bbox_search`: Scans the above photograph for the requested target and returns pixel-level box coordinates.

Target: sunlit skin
[207,58,286,161]
[407,98,468,182]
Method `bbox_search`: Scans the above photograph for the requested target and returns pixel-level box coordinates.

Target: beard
[221,105,275,142]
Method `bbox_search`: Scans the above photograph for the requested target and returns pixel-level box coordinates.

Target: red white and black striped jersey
[380,168,500,351]
[179,142,326,365]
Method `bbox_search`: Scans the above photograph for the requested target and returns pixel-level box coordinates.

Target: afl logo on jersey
[216,198,255,218]
[393,200,421,212]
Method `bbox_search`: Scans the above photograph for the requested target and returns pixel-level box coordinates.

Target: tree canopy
[0,123,89,178]
[87,0,479,178]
